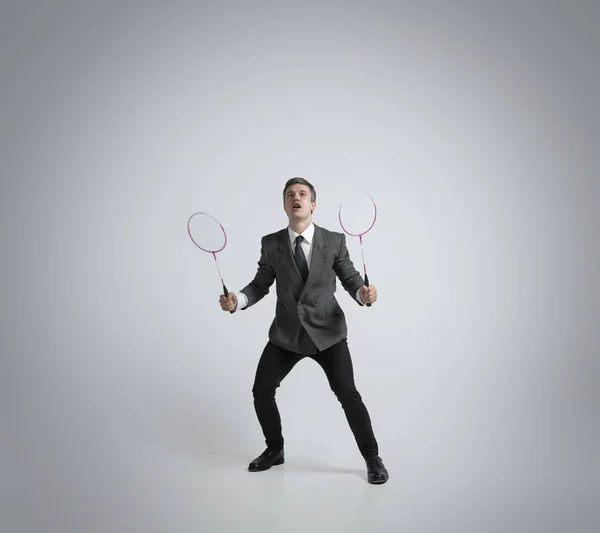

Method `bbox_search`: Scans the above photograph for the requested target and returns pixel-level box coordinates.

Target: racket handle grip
[223,284,234,314]
[364,273,372,307]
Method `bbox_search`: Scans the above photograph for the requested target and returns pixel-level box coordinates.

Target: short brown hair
[283,177,316,203]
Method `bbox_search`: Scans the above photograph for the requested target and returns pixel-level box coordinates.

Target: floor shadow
[283,461,367,480]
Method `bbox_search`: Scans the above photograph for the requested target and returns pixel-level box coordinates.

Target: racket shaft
[214,256,234,314]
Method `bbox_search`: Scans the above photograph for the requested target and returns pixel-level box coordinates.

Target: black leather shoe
[248,448,285,472]
[365,454,389,484]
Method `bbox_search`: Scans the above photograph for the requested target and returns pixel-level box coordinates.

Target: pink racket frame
[338,189,378,242]
[187,211,228,255]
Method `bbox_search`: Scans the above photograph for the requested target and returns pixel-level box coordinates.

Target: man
[219,177,389,484]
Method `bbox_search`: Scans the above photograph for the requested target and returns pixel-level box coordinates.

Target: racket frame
[338,190,377,307]
[187,211,234,313]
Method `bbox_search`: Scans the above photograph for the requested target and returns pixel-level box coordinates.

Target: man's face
[284,184,316,221]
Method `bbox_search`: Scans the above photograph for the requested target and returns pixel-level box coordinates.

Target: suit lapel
[304,224,325,287]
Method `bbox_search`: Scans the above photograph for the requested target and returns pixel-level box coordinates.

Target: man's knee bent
[252,383,277,400]
[331,383,362,404]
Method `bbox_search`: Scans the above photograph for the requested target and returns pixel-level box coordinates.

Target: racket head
[187,211,228,253]
[338,189,377,237]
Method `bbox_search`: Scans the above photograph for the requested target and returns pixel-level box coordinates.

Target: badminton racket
[187,211,234,313]
[338,190,377,307]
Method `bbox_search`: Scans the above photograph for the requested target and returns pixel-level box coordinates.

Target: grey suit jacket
[240,224,365,354]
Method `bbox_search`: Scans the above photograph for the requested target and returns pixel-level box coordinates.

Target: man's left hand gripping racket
[339,190,378,307]
[187,211,234,313]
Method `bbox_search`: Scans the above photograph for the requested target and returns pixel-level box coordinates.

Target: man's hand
[360,285,377,305]
[219,292,238,312]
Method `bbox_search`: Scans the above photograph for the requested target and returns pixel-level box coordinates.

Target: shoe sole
[368,477,389,484]
[248,457,284,472]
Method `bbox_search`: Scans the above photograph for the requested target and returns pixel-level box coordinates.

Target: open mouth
[293,203,301,209]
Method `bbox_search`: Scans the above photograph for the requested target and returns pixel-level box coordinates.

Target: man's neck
[289,218,312,235]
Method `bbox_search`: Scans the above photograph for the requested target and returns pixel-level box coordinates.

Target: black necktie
[294,235,309,283]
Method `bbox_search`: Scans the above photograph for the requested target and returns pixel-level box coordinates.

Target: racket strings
[187,212,227,253]
[338,190,377,237]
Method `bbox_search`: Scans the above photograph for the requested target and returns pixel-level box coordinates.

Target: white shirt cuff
[232,291,248,311]
[356,288,365,306]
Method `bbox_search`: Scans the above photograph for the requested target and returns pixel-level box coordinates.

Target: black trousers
[251,338,379,458]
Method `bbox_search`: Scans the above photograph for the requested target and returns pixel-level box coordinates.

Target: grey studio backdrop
[1,1,598,532]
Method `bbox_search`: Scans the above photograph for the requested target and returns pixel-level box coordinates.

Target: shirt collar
[288,222,314,246]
